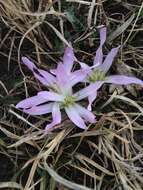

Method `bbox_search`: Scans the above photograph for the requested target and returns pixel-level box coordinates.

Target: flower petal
[23,103,53,115]
[22,57,56,85]
[74,104,96,123]
[45,103,61,131]
[106,75,143,86]
[63,46,75,74]
[50,69,57,75]
[38,91,64,102]
[52,103,61,124]
[69,69,89,86]
[65,105,87,129]
[50,61,63,75]
[87,91,97,111]
[37,69,56,84]
[93,27,107,66]
[56,62,69,89]
[79,61,90,70]
[97,46,120,73]
[75,81,104,101]
[16,95,47,109]
[22,57,37,71]
[99,26,107,45]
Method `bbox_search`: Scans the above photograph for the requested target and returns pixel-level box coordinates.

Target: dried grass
[0,0,143,190]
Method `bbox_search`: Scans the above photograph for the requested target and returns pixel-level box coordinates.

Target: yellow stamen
[88,70,106,83]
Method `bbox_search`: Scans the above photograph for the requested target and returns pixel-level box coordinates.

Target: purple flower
[16,49,96,131]
[50,45,88,82]
[80,27,143,110]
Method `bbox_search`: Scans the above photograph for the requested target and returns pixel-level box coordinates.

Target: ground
[0,0,143,190]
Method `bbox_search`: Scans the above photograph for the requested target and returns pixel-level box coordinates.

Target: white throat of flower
[49,82,77,108]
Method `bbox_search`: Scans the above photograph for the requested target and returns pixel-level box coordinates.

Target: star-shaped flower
[16,48,97,131]
[79,27,143,110]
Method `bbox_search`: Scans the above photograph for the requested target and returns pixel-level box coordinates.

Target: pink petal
[79,61,90,70]
[50,61,63,75]
[93,27,107,66]
[55,59,90,89]
[65,105,87,129]
[106,75,143,86]
[74,104,96,123]
[22,57,56,85]
[23,103,53,115]
[45,103,61,131]
[56,63,69,90]
[63,46,75,74]
[50,69,57,75]
[99,26,107,45]
[16,95,47,109]
[87,91,97,111]
[38,91,64,102]
[22,57,37,71]
[97,46,120,73]
[33,72,53,86]
[37,69,56,83]
[52,103,61,124]
[75,81,104,101]
[69,69,89,86]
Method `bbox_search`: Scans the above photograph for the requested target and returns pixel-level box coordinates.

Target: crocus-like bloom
[80,27,143,110]
[16,48,98,131]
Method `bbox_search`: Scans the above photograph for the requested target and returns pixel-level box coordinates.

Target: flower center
[88,70,106,83]
[62,96,76,107]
